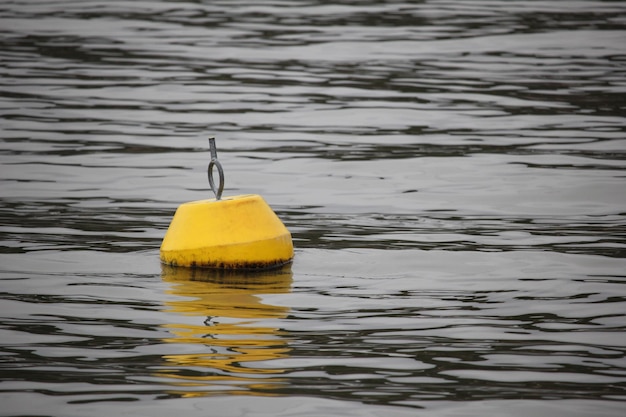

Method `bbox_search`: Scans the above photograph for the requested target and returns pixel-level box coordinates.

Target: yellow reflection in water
[157,265,293,397]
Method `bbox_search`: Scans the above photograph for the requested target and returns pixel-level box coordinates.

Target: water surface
[1,1,625,416]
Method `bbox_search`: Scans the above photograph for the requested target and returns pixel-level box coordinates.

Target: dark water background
[1,1,626,416]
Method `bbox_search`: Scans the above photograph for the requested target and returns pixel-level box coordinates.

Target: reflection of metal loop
[207,137,224,200]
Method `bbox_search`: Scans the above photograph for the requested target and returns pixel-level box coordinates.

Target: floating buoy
[160,137,293,270]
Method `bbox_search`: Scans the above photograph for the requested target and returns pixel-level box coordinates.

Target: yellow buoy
[159,137,293,270]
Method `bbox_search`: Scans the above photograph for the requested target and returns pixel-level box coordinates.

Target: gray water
[1,1,626,416]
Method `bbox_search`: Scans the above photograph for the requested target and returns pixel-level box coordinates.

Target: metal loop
[207,137,225,200]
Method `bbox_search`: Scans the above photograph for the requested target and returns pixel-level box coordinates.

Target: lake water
[1,1,625,416]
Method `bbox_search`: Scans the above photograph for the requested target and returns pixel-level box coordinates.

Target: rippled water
[1,1,626,416]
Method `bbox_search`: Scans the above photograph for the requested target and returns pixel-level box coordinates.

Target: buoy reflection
[158,265,292,397]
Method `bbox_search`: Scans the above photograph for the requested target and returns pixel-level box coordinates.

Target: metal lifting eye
[207,137,224,200]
